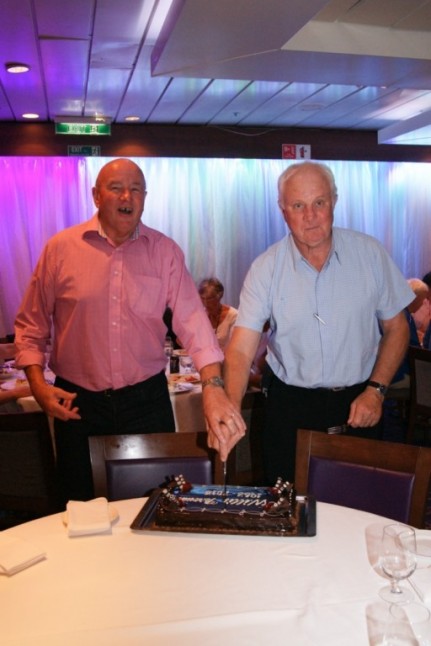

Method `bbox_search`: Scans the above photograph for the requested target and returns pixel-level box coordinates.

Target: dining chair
[385,384,410,421]
[89,431,227,501]
[0,411,61,528]
[295,429,431,528]
[406,346,431,444]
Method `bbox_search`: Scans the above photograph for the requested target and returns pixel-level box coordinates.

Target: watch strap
[367,380,388,397]
[201,376,225,389]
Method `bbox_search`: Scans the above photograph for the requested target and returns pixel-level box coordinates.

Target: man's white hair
[277,161,338,208]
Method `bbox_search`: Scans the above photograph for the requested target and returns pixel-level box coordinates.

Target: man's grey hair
[277,162,338,208]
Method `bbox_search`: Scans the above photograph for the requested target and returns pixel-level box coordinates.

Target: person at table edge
[217,161,414,484]
[14,158,245,501]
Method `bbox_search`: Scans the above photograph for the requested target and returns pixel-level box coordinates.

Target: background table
[0,499,402,645]
[14,376,265,485]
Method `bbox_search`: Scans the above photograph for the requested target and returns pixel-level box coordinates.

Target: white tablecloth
[0,499,409,646]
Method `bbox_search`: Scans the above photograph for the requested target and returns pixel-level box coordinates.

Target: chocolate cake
[153,475,299,536]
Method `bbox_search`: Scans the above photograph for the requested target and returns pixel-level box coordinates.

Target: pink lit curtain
[1,156,430,336]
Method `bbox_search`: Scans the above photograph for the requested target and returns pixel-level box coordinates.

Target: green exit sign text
[55,122,111,136]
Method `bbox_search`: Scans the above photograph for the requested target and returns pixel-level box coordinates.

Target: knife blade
[222,460,227,498]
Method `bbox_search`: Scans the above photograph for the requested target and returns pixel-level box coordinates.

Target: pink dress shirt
[15,216,223,391]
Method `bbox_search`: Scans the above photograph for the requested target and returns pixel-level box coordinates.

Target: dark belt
[313,382,367,393]
[55,370,165,398]
[101,371,166,397]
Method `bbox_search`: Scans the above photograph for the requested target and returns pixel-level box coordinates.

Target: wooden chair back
[407,346,431,443]
[89,432,225,501]
[0,412,60,527]
[295,429,431,528]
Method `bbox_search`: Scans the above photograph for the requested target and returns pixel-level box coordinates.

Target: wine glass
[179,354,193,374]
[163,337,174,375]
[379,523,417,603]
[164,336,173,358]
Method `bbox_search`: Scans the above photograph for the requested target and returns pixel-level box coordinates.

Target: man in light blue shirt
[215,162,414,483]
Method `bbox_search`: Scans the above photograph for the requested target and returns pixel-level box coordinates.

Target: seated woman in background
[391,277,428,388]
[410,277,430,347]
[198,277,238,352]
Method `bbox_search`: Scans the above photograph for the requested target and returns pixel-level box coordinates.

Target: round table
[0,499,407,645]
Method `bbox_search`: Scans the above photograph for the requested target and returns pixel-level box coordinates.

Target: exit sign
[56,122,111,136]
[67,145,101,157]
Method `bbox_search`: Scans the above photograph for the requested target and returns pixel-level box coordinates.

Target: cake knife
[222,460,227,497]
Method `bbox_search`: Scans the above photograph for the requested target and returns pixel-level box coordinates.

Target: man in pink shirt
[15,159,245,502]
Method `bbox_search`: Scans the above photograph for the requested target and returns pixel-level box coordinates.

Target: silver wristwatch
[201,376,225,389]
[367,380,388,397]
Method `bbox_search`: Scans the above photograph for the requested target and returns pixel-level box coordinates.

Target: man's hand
[347,310,409,429]
[31,382,81,420]
[24,364,80,420]
[347,388,383,428]
[202,385,246,462]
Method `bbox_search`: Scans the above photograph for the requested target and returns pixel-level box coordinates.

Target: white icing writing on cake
[202,488,261,499]
[178,495,265,509]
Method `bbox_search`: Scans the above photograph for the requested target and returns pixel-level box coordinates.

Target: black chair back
[407,346,431,443]
[0,412,60,527]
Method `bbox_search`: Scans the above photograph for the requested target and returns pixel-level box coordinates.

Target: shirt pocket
[124,274,165,319]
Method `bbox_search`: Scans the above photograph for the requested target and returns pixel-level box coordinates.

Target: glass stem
[390,578,402,594]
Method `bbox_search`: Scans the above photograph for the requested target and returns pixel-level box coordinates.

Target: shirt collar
[288,228,342,271]
[97,216,140,241]
[82,214,145,243]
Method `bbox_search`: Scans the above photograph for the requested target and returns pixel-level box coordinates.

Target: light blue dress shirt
[236,227,414,388]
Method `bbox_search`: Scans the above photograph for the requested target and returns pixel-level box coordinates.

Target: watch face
[368,380,388,396]
[202,376,224,388]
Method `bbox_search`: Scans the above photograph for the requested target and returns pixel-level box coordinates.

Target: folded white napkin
[0,536,46,576]
[409,568,431,603]
[66,497,112,537]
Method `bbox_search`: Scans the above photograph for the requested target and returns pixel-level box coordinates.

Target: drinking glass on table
[164,337,174,375]
[366,601,422,646]
[164,336,174,358]
[179,354,193,374]
[379,523,417,603]
[390,602,431,645]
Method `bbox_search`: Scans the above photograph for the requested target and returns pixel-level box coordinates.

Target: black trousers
[54,371,175,503]
[262,368,382,485]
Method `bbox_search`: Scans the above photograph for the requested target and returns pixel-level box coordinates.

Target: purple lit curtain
[1,156,430,336]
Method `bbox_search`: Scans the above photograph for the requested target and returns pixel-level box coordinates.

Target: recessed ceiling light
[125,116,140,122]
[22,113,39,119]
[6,62,30,74]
